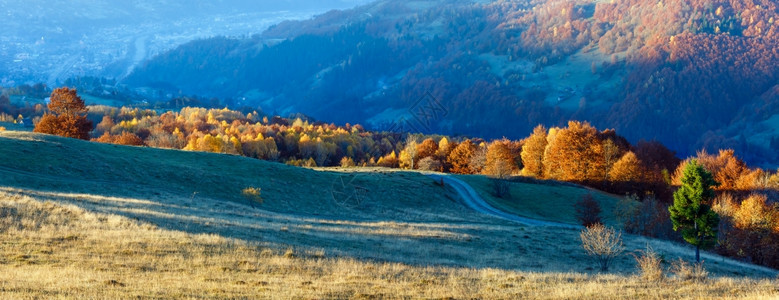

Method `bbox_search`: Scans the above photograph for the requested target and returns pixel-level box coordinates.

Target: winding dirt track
[428,173,779,275]
[427,174,581,229]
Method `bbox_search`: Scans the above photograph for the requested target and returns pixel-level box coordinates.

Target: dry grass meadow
[0,131,777,298]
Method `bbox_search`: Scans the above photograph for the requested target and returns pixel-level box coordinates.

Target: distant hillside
[125,0,779,167]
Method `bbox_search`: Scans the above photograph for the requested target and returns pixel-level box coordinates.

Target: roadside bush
[580,224,624,272]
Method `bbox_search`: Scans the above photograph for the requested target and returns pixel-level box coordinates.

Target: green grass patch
[455,175,621,226]
[0,131,453,218]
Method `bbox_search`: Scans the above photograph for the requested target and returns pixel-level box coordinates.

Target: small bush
[340,156,356,168]
[241,187,263,204]
[575,193,602,227]
[114,132,145,146]
[633,246,664,281]
[580,224,624,272]
[417,156,442,171]
[670,259,708,282]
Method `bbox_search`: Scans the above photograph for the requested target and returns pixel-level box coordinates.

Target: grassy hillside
[0,131,777,298]
[457,175,621,226]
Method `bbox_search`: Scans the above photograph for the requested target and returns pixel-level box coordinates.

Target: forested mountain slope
[126,0,779,167]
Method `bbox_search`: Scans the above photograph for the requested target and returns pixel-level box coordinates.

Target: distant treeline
[85,104,779,268]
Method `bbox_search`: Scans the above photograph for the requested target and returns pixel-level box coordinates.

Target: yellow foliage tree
[521,125,547,177]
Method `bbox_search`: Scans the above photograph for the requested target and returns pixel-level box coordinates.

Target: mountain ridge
[125,0,779,167]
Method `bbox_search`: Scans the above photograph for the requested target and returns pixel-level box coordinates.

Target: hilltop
[0,130,776,298]
[125,0,779,167]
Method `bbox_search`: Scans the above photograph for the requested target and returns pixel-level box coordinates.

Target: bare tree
[580,224,624,272]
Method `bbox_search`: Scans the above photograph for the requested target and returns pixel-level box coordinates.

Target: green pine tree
[669,159,720,262]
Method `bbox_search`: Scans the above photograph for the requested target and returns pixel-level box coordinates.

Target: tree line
[28,88,779,269]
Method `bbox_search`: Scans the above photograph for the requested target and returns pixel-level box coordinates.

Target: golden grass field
[0,131,777,298]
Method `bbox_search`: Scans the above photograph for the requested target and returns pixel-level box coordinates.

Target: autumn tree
[377,151,399,168]
[521,125,547,177]
[484,140,518,176]
[543,121,605,182]
[114,131,145,146]
[447,139,477,174]
[95,115,115,136]
[634,140,680,179]
[602,138,623,181]
[575,193,603,227]
[608,151,645,183]
[34,87,93,139]
[669,160,720,262]
[436,137,456,172]
[399,138,418,169]
[725,194,779,267]
[416,138,439,161]
[469,143,488,174]
[417,156,442,171]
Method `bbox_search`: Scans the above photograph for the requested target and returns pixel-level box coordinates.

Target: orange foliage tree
[543,121,605,182]
[33,88,93,140]
[719,194,779,268]
[447,139,476,174]
[520,125,547,177]
[416,138,439,161]
[483,140,518,177]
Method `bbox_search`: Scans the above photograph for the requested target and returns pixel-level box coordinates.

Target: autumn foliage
[575,193,603,228]
[33,88,93,140]
[77,104,779,268]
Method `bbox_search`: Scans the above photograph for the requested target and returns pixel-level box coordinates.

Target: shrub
[575,193,602,227]
[241,187,263,204]
[417,156,442,171]
[633,246,664,281]
[340,156,356,168]
[114,132,145,146]
[670,259,708,282]
[580,224,624,272]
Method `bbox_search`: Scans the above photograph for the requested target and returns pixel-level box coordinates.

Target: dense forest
[125,0,779,168]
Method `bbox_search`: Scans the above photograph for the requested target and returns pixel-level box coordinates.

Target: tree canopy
[33,88,93,140]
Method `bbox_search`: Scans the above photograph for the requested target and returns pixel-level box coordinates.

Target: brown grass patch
[0,191,775,299]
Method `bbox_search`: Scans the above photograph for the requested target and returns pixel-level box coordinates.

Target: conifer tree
[669,159,720,262]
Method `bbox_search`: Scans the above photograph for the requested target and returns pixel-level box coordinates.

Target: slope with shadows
[0,131,776,281]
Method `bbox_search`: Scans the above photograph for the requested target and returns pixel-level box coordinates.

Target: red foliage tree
[33,88,92,140]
